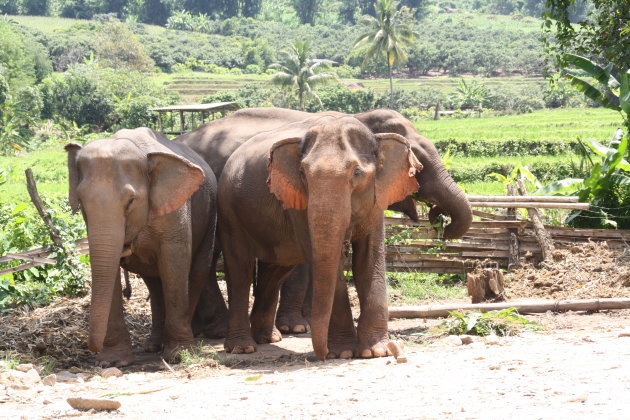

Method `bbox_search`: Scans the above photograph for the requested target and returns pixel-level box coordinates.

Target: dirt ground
[2,242,630,419]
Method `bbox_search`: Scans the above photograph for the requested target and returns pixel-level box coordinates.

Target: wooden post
[179,110,185,134]
[507,184,520,269]
[158,112,164,133]
[434,100,440,120]
[516,179,555,263]
[467,267,506,304]
[25,169,65,250]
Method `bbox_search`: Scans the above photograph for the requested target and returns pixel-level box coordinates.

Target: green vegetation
[441,307,541,336]
[388,272,467,303]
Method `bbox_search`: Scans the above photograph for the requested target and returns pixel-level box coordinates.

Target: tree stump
[467,268,507,304]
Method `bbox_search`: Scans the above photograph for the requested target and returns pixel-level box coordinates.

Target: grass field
[416,108,623,143]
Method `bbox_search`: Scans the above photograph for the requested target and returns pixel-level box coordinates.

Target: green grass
[387,272,467,304]
[460,181,506,195]
[416,108,623,143]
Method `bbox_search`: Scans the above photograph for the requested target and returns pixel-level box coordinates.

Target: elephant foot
[201,313,228,339]
[162,340,194,363]
[326,334,357,359]
[224,333,257,354]
[275,310,310,334]
[95,344,134,368]
[252,325,282,344]
[358,338,393,359]
[143,335,164,353]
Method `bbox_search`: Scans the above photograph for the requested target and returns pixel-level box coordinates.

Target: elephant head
[266,117,422,359]
[355,109,472,239]
[65,128,204,354]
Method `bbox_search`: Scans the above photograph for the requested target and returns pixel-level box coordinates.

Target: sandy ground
[2,310,630,420]
[2,242,629,419]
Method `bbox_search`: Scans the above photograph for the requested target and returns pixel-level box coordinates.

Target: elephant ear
[65,142,82,214]
[267,137,307,210]
[374,133,423,210]
[147,152,205,219]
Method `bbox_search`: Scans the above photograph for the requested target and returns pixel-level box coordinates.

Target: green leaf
[245,374,263,382]
[564,73,621,111]
[11,203,28,215]
[563,54,617,87]
[619,70,630,116]
[533,178,584,195]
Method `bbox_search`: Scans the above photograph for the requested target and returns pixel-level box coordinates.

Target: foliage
[489,163,542,190]
[201,83,278,108]
[305,84,378,113]
[387,272,466,303]
[270,39,337,111]
[535,131,630,229]
[40,62,176,130]
[0,21,52,89]
[95,21,155,71]
[0,88,43,155]
[0,199,89,311]
[353,0,417,104]
[441,308,541,337]
[448,78,493,110]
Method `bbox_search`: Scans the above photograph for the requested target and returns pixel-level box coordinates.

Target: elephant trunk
[85,218,125,353]
[307,184,350,361]
[418,158,472,240]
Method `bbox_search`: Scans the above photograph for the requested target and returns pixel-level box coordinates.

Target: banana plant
[535,130,630,228]
[562,53,630,128]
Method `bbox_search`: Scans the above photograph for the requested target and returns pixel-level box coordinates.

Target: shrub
[244,64,262,74]
[95,22,155,72]
[305,85,378,113]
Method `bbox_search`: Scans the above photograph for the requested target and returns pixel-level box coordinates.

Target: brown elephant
[217,115,422,360]
[66,127,225,366]
[177,107,472,335]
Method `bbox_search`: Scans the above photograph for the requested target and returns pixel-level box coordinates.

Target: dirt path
[3,310,630,419]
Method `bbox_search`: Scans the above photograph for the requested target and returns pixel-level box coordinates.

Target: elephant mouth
[120,244,133,258]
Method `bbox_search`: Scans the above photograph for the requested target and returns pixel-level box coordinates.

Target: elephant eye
[353,167,363,177]
[125,197,136,213]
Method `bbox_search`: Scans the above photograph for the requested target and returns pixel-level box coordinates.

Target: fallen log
[388,298,630,319]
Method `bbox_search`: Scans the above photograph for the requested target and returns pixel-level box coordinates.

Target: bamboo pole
[469,202,589,209]
[467,195,580,203]
[389,298,630,319]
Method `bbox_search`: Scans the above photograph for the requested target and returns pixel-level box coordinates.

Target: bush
[305,85,378,113]
[244,64,262,74]
[433,138,575,158]
[202,83,277,108]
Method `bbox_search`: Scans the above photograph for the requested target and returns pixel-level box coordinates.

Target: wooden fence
[2,197,629,277]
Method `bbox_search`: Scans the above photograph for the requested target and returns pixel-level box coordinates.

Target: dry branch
[25,168,65,250]
[389,298,630,319]
[516,179,555,263]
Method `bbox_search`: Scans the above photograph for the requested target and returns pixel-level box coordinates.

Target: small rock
[460,335,475,345]
[68,367,82,374]
[618,330,630,338]
[170,394,180,400]
[56,371,79,383]
[16,364,34,373]
[67,397,121,411]
[101,367,123,379]
[42,374,56,387]
[42,399,52,405]
[76,373,91,381]
[22,369,41,386]
[444,335,463,346]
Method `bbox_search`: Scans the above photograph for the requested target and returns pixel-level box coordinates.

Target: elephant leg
[352,221,393,359]
[326,271,357,359]
[276,264,310,334]
[143,276,165,353]
[191,248,228,339]
[158,243,195,361]
[251,262,295,344]
[222,235,257,354]
[96,269,134,367]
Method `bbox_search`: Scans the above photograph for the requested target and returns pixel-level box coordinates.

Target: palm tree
[269,40,336,111]
[353,0,417,106]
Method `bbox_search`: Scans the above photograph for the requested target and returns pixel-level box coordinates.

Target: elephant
[65,127,225,366]
[217,115,422,360]
[177,107,472,335]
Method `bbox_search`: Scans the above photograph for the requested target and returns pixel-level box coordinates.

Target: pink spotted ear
[267,137,307,210]
[374,133,423,210]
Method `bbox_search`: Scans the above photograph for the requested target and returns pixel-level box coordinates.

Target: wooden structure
[3,194,629,277]
[151,102,240,135]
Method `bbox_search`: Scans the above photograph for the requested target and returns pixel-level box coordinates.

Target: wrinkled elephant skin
[218,116,422,360]
[66,127,226,366]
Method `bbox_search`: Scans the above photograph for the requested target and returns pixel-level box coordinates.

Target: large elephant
[66,127,225,366]
[217,115,422,360]
[177,107,472,335]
